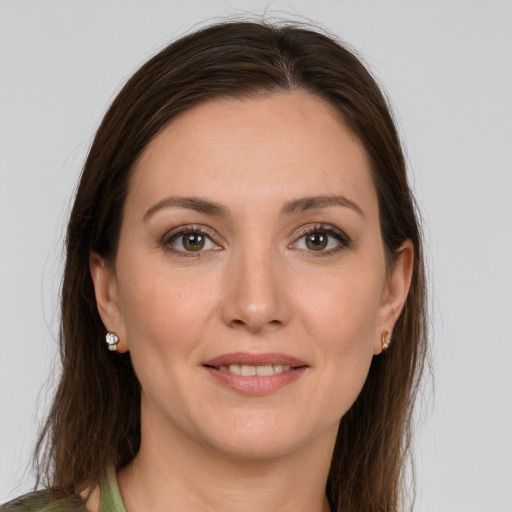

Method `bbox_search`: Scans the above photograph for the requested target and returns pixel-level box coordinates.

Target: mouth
[202,352,308,395]
[209,363,293,376]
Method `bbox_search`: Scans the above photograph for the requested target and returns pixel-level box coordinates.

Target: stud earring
[105,332,120,352]
[381,330,391,351]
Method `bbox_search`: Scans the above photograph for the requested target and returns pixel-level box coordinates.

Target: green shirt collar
[99,467,126,512]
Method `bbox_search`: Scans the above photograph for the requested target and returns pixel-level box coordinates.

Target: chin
[194,409,333,462]
[205,431,302,461]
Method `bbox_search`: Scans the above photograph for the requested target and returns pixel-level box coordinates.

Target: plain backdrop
[1,1,511,510]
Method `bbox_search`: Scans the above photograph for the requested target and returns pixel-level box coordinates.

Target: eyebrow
[281,195,365,218]
[143,196,229,221]
[143,194,365,221]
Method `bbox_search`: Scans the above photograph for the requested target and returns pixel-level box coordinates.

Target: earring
[381,330,391,351]
[105,331,120,352]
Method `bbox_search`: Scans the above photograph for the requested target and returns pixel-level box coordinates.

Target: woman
[2,20,427,512]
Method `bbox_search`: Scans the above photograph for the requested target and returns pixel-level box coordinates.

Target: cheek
[115,261,224,420]
[295,264,383,346]
[116,255,221,362]
[293,264,383,408]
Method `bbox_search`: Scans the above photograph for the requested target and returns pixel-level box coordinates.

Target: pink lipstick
[202,352,308,395]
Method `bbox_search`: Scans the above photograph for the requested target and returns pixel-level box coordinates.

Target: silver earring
[105,332,120,352]
[381,330,391,351]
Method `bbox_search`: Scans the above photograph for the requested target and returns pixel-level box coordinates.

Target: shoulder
[1,490,86,512]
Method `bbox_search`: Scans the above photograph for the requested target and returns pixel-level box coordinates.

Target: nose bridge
[221,237,289,332]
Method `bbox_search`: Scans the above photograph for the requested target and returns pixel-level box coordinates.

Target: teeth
[217,364,292,375]
[241,365,256,376]
[256,364,273,376]
[228,364,241,375]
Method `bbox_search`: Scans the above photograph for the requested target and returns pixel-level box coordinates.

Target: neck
[117,407,336,512]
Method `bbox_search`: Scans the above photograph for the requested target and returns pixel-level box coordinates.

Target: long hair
[35,20,427,512]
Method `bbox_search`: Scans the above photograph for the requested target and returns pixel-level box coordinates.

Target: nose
[220,244,291,334]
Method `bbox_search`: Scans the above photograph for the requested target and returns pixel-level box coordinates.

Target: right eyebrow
[143,196,229,221]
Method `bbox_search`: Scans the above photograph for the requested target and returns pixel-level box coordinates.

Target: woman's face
[92,91,411,460]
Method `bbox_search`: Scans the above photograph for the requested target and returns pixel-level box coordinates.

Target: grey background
[1,1,511,510]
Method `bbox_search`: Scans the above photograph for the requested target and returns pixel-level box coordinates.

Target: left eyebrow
[281,195,366,218]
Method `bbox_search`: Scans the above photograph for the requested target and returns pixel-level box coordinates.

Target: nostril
[228,317,282,331]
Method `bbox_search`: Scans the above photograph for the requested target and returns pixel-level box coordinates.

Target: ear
[374,240,414,355]
[89,252,128,353]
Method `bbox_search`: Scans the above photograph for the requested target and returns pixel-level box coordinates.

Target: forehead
[128,91,378,219]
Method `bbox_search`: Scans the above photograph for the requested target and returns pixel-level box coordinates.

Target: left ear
[374,240,414,354]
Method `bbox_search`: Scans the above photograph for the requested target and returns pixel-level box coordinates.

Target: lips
[202,352,308,395]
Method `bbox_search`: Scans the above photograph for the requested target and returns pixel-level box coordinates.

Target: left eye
[291,228,348,253]
[169,231,218,252]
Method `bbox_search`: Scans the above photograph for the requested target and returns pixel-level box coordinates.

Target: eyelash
[161,223,351,257]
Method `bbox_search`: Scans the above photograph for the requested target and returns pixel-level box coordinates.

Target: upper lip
[203,352,308,368]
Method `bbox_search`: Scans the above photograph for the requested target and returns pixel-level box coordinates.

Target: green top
[1,467,126,512]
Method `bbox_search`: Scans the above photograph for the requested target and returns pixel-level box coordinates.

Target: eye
[290,224,351,254]
[164,227,221,255]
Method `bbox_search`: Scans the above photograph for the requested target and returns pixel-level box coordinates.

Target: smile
[202,352,308,395]
[215,364,291,376]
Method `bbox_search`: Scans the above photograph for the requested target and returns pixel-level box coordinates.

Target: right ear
[89,252,128,352]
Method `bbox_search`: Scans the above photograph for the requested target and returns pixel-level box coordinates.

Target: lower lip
[203,366,307,395]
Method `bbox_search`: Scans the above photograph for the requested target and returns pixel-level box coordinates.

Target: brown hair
[35,20,427,512]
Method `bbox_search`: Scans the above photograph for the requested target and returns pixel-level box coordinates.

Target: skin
[90,91,413,512]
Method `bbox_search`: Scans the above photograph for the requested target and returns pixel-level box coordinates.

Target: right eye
[164,227,221,255]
